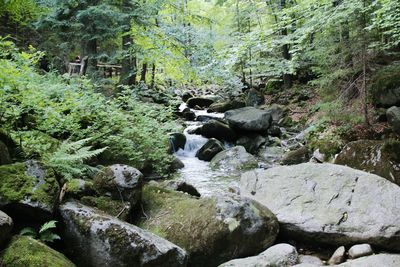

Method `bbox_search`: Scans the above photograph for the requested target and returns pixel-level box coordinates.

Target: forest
[0,0,399,266]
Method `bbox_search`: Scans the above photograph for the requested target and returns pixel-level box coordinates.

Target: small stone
[328,246,346,265]
[348,244,373,259]
[299,255,323,265]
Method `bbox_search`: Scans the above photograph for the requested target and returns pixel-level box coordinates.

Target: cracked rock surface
[240,163,400,251]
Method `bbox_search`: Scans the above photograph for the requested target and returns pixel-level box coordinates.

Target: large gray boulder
[139,185,279,267]
[236,134,266,154]
[93,164,143,207]
[59,201,188,267]
[219,243,298,267]
[187,97,214,109]
[193,120,237,142]
[208,100,246,113]
[240,163,400,251]
[210,146,258,172]
[0,210,12,247]
[338,254,400,267]
[196,139,224,161]
[387,106,400,134]
[334,139,400,186]
[0,161,59,223]
[225,107,272,132]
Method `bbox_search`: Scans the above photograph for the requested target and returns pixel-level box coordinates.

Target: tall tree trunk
[83,39,97,75]
[150,63,156,89]
[140,63,147,83]
[280,0,292,89]
[119,0,136,86]
[120,35,137,85]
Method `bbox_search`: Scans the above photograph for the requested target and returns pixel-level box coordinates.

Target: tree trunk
[280,0,292,89]
[119,35,137,85]
[140,63,147,82]
[150,63,156,89]
[83,39,97,75]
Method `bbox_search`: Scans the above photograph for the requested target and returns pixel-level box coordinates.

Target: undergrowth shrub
[0,39,177,177]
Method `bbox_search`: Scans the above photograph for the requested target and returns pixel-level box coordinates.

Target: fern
[20,220,61,243]
[43,138,107,180]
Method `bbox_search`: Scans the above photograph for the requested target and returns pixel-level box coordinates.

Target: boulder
[338,254,400,267]
[208,100,246,113]
[298,255,323,266]
[328,246,346,265]
[240,163,400,251]
[348,244,373,259]
[65,179,95,199]
[268,125,282,137]
[187,97,214,109]
[370,65,400,108]
[262,104,287,122]
[236,134,266,154]
[0,210,12,247]
[159,180,201,197]
[194,120,237,142]
[139,185,279,267]
[2,236,75,267]
[0,141,11,166]
[196,139,224,161]
[210,146,258,172]
[169,133,187,152]
[334,140,400,186]
[170,157,185,171]
[80,195,131,221]
[258,146,285,168]
[0,161,59,223]
[225,107,272,132]
[387,106,400,134]
[93,164,143,207]
[181,108,196,121]
[182,92,193,103]
[219,243,298,267]
[245,88,264,107]
[281,146,311,165]
[59,201,188,267]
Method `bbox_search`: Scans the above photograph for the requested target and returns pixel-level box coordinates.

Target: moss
[0,163,58,207]
[382,139,400,162]
[138,185,226,254]
[80,196,129,221]
[1,236,75,267]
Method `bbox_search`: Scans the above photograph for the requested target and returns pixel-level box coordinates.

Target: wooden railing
[68,58,122,77]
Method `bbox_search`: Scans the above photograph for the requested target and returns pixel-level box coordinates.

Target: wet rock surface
[225,107,272,132]
[240,163,400,251]
[59,201,188,267]
[138,185,279,267]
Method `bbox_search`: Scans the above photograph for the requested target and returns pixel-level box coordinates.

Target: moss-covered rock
[387,106,400,135]
[80,196,131,221]
[334,139,400,186]
[138,185,279,267]
[93,164,143,207]
[0,141,11,166]
[1,236,75,267]
[370,63,400,108]
[210,146,258,172]
[0,161,59,222]
[65,179,95,199]
[281,146,311,165]
[59,201,187,267]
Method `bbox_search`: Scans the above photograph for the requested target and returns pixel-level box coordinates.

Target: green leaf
[39,220,57,234]
[20,227,37,238]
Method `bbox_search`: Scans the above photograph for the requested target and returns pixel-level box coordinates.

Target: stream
[173,103,305,197]
[174,104,239,196]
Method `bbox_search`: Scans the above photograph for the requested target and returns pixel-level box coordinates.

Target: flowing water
[174,104,240,196]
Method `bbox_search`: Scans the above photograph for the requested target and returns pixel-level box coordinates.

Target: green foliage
[20,220,61,243]
[42,138,106,180]
[0,40,177,177]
